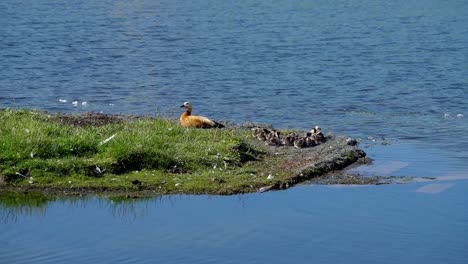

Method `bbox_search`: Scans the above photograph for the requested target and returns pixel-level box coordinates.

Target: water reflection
[416,183,455,194]
[351,142,468,179]
[0,192,51,223]
[0,192,191,223]
[99,195,165,223]
[1,182,468,264]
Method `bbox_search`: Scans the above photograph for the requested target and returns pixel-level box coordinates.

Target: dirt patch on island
[247,134,370,190]
[50,112,147,127]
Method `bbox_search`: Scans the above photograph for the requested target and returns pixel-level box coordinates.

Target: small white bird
[72,101,79,106]
[456,114,464,118]
[81,101,88,106]
[59,99,67,103]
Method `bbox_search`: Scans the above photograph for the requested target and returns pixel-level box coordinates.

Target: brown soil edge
[260,136,369,191]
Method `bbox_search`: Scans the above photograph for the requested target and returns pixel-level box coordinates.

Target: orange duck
[179,102,224,128]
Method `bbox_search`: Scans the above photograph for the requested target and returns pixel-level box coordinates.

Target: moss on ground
[0,108,367,196]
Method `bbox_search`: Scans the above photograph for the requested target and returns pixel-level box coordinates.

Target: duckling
[264,129,276,141]
[273,130,281,139]
[253,128,264,140]
[180,102,224,128]
[253,127,261,136]
[256,131,267,141]
[276,131,284,146]
[293,136,307,148]
[266,130,282,146]
[254,128,269,141]
[305,132,316,147]
[311,125,324,143]
[284,132,297,146]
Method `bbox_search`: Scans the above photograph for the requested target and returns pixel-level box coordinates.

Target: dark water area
[1,0,468,263]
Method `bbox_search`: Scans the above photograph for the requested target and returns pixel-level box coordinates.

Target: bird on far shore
[179,102,224,128]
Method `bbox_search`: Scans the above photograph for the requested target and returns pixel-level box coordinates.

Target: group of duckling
[254,126,325,148]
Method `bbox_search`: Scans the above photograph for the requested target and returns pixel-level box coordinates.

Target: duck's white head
[180,101,193,111]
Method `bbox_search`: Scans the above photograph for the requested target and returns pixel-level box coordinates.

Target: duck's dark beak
[180,105,185,108]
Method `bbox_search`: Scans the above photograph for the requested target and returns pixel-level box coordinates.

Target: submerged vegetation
[0,108,366,196]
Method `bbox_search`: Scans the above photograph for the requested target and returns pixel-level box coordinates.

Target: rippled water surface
[1,180,468,264]
[2,0,467,157]
[1,0,468,263]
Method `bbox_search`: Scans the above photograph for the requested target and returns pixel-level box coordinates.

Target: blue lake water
[1,0,467,263]
[1,182,468,264]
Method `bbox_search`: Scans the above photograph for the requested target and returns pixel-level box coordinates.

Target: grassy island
[0,108,368,197]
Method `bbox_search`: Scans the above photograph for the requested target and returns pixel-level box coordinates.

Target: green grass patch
[0,108,368,196]
[0,108,276,194]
